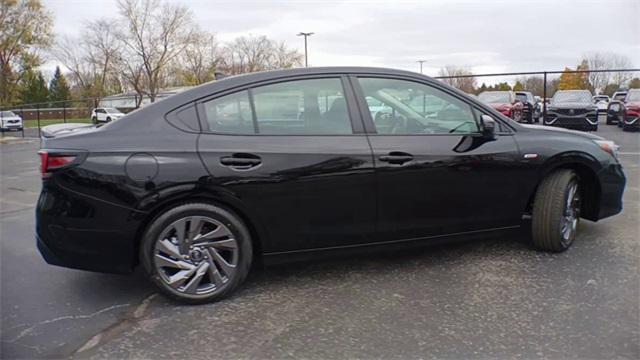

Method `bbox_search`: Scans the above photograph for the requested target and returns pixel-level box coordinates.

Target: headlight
[594,140,619,159]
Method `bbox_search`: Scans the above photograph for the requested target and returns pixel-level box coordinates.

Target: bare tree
[51,20,121,98]
[85,20,121,95]
[219,35,302,75]
[437,66,476,93]
[583,52,634,92]
[116,0,196,102]
[270,42,303,69]
[177,30,220,85]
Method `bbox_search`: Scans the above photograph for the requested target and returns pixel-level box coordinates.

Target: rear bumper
[596,163,626,220]
[36,182,141,273]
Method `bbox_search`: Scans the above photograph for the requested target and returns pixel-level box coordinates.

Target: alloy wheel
[560,182,580,247]
[153,216,238,296]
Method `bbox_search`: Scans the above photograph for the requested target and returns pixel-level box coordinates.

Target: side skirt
[262,225,521,265]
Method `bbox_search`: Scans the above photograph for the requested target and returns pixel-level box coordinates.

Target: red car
[478,91,524,122]
[623,89,640,131]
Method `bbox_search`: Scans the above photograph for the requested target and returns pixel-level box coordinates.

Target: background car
[0,111,24,131]
[622,89,640,131]
[611,91,628,102]
[91,107,126,123]
[606,100,625,125]
[515,91,538,123]
[544,90,598,131]
[477,91,524,122]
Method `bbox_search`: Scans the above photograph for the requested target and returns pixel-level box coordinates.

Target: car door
[197,76,376,253]
[351,76,525,242]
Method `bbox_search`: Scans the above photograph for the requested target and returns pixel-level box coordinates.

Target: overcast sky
[43,0,639,79]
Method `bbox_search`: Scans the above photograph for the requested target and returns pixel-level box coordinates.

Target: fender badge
[523,153,538,159]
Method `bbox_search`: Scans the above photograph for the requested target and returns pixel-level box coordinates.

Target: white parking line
[619,152,640,155]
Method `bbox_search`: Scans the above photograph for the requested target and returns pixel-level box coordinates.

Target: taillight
[38,150,76,178]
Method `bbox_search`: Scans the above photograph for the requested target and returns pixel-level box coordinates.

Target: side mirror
[480,114,497,140]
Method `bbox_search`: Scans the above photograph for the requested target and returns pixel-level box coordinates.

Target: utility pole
[297,32,314,67]
[417,59,428,74]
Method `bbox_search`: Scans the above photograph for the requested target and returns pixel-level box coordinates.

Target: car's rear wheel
[531,170,580,252]
[140,203,253,304]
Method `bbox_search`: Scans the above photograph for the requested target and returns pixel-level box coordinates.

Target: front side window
[358,77,479,135]
[202,90,254,134]
[252,78,352,135]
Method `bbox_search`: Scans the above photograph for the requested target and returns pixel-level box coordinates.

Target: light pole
[297,32,314,67]
[417,59,428,74]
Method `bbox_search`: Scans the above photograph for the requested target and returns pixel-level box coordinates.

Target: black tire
[140,202,253,304]
[531,170,580,252]
[106,117,111,122]
[91,116,97,123]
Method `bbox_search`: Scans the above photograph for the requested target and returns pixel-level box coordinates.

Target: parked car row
[477,91,544,124]
[477,88,640,132]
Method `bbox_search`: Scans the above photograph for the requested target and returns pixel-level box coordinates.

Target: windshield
[613,93,627,100]
[627,91,640,102]
[478,92,511,104]
[552,91,592,104]
[1,111,17,117]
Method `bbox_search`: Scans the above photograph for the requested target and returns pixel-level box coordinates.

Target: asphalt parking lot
[1,125,638,359]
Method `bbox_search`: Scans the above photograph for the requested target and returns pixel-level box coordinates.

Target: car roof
[156,67,431,109]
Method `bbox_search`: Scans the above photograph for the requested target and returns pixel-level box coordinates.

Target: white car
[0,111,24,131]
[593,95,610,112]
[91,107,126,123]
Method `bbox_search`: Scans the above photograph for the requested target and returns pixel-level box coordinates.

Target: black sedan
[36,67,626,303]
[544,90,599,131]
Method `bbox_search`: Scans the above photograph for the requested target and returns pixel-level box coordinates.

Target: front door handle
[379,152,413,165]
[220,153,262,169]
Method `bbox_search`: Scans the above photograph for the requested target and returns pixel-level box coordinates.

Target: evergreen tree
[20,71,49,105]
[628,78,640,89]
[48,66,71,103]
[513,81,524,91]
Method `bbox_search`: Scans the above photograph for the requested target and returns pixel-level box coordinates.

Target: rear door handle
[379,152,413,165]
[220,153,262,169]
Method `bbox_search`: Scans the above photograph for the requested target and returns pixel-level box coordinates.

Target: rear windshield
[478,92,510,103]
[627,91,640,102]
[552,91,592,104]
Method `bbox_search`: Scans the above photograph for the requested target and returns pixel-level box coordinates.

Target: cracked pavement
[1,125,639,359]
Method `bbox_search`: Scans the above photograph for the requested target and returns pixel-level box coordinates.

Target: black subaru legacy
[544,90,599,132]
[36,67,626,303]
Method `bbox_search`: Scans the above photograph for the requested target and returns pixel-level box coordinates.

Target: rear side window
[202,90,254,134]
[252,78,352,135]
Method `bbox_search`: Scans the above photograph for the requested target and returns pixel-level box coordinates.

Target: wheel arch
[132,189,268,268]
[525,152,602,221]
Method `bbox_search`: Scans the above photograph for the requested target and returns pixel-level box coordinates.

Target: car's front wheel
[531,170,580,252]
[140,203,253,304]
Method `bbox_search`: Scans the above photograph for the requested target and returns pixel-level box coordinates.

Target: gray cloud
[44,0,640,77]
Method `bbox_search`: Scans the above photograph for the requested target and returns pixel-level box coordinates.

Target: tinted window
[358,77,478,135]
[202,90,254,134]
[252,78,352,135]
